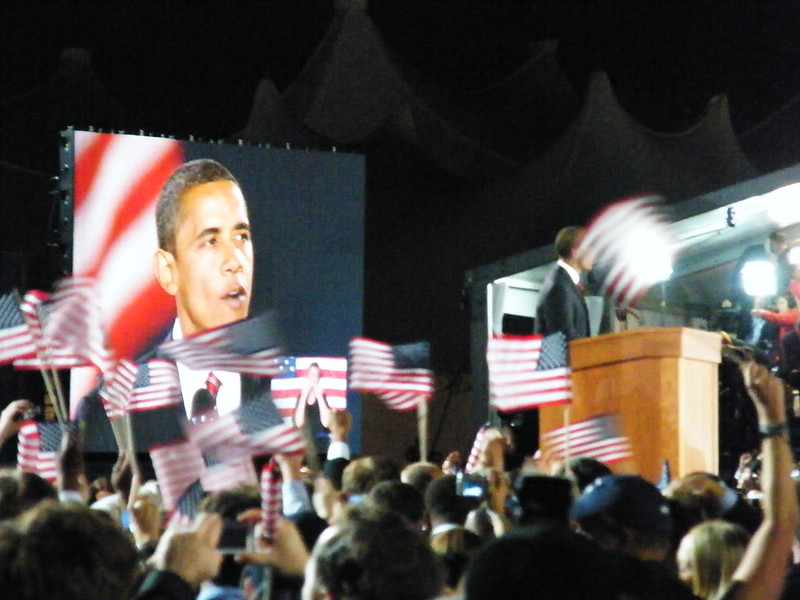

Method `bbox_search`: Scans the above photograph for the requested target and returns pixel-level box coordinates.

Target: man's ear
[153,249,178,296]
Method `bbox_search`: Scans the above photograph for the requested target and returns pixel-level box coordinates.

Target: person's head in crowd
[676,520,750,600]
[466,523,622,600]
[571,474,673,562]
[323,457,349,492]
[154,158,253,336]
[341,455,400,497]
[555,455,614,492]
[4,501,140,600]
[425,474,478,529]
[87,476,112,505]
[430,526,482,596]
[400,461,443,495]
[555,225,594,273]
[367,480,425,532]
[302,505,441,600]
[768,230,788,257]
[514,474,573,527]
[665,473,725,519]
[0,469,57,521]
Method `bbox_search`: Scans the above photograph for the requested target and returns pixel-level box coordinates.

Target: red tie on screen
[206,372,221,399]
[191,372,221,423]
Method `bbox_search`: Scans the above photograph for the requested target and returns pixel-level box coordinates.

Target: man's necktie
[191,372,221,423]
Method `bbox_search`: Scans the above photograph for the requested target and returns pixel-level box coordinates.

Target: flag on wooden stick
[348,338,434,411]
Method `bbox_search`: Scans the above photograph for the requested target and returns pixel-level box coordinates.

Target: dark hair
[0,470,58,521]
[424,474,475,524]
[9,501,139,600]
[341,456,401,496]
[155,158,240,253]
[367,481,425,524]
[314,505,441,600]
[554,226,585,260]
[555,456,613,492]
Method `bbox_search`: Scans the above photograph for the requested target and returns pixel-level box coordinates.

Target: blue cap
[570,475,672,537]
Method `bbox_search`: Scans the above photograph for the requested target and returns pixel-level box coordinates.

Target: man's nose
[221,242,244,273]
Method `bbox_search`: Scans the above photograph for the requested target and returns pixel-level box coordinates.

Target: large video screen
[66,130,365,450]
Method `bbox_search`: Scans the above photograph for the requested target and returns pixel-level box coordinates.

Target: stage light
[741,260,777,297]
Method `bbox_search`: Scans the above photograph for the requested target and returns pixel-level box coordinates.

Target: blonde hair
[677,520,750,600]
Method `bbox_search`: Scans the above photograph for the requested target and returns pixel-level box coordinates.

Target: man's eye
[236,232,251,242]
[203,238,217,246]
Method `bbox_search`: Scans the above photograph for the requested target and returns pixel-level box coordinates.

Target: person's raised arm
[0,399,33,447]
[726,361,799,600]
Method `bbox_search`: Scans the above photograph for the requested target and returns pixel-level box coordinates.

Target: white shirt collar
[557,259,581,285]
[171,320,241,418]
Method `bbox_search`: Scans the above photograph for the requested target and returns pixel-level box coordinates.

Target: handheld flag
[487,332,572,412]
[578,196,676,309]
[348,338,434,411]
[0,291,36,364]
[158,311,285,377]
[540,414,633,464]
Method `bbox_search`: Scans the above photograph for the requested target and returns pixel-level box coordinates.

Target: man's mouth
[222,286,247,306]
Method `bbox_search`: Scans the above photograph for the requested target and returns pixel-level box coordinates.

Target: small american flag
[348,338,434,411]
[189,398,305,461]
[129,359,182,412]
[465,423,490,474]
[158,311,285,377]
[17,421,68,483]
[128,360,187,451]
[487,332,572,412]
[201,455,258,492]
[270,356,348,422]
[261,461,282,543]
[540,414,633,464]
[0,291,36,364]
[150,439,206,511]
[578,196,676,309]
[15,278,112,372]
[99,359,139,419]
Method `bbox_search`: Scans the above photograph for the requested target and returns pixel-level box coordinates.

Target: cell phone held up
[217,520,254,554]
[456,470,487,499]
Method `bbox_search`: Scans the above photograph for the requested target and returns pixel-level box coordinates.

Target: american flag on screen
[540,414,633,464]
[578,195,676,309]
[348,338,434,411]
[158,312,285,377]
[261,461,283,543]
[189,397,304,461]
[487,332,572,412]
[14,278,112,372]
[17,421,71,483]
[0,291,35,364]
[73,132,184,362]
[270,356,348,422]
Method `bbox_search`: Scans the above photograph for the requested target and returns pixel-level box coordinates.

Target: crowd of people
[0,356,797,600]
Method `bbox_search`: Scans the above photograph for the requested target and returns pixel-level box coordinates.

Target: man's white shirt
[172,321,242,418]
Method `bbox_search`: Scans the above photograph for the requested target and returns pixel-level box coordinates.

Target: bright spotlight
[740,260,777,297]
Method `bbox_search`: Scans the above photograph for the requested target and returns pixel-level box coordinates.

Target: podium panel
[539,327,722,482]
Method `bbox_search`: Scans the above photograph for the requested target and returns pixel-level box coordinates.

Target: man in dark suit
[536,226,593,342]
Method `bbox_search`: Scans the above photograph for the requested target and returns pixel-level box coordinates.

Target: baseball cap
[570,475,672,537]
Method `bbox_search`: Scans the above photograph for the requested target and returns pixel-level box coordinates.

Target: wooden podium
[539,327,722,482]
